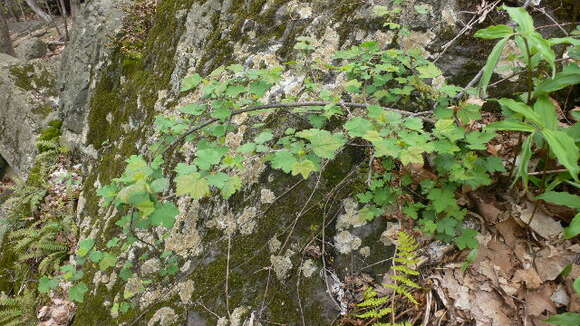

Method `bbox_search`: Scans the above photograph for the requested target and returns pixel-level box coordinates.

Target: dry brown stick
[488,57,571,88]
[296,257,306,326]
[454,1,535,101]
[225,234,232,319]
[534,7,568,35]
[278,159,329,254]
[536,22,579,30]
[527,168,568,176]
[434,0,501,63]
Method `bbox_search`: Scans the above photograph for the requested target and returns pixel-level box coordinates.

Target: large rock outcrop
[54,0,573,325]
[0,53,58,178]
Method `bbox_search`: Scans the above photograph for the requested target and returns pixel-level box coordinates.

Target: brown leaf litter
[426,195,579,326]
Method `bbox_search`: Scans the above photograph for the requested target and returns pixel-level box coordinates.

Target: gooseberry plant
[38,7,579,316]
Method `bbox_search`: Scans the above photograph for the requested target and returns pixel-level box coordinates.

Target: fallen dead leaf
[516,201,564,240]
[526,283,557,317]
[512,267,542,289]
[495,217,523,244]
[550,285,569,307]
[568,106,580,122]
[476,200,503,224]
[534,246,578,282]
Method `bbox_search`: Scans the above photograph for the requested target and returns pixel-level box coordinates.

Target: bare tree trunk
[70,0,80,22]
[56,0,67,41]
[0,6,16,56]
[4,0,18,21]
[41,0,61,37]
[23,0,52,23]
[16,0,26,21]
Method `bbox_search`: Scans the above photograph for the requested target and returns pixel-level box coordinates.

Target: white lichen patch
[225,129,244,149]
[336,198,365,230]
[105,271,117,291]
[165,203,203,256]
[207,210,237,235]
[260,188,276,204]
[230,306,249,326]
[359,246,371,258]
[397,30,436,57]
[240,157,266,185]
[310,26,340,65]
[230,111,248,124]
[441,6,458,27]
[301,259,318,278]
[496,40,524,80]
[154,90,168,112]
[177,280,195,304]
[140,258,161,275]
[380,222,402,246]
[268,237,281,253]
[181,260,192,273]
[269,73,304,100]
[373,31,395,48]
[92,270,108,289]
[124,277,145,299]
[217,317,228,326]
[139,287,166,310]
[334,231,362,254]
[110,293,120,319]
[432,75,446,89]
[271,255,293,280]
[148,307,178,326]
[237,207,258,235]
[297,6,312,19]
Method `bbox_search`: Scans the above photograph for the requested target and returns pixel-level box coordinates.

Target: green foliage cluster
[475,8,580,242]
[26,7,579,326]
[8,218,76,275]
[353,231,418,326]
[0,121,78,326]
[0,289,35,326]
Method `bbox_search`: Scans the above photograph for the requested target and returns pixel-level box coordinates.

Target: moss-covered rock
[62,0,575,324]
[0,55,58,178]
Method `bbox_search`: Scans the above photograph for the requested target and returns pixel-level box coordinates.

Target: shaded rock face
[0,53,58,178]
[57,0,126,150]
[15,37,48,60]
[56,0,499,325]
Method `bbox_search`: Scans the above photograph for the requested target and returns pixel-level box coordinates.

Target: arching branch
[163,101,434,155]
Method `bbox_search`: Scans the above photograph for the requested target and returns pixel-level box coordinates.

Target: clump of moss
[38,120,62,142]
[8,64,56,95]
[8,64,35,90]
[32,104,54,118]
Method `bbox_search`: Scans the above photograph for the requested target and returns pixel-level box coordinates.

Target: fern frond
[38,252,66,274]
[390,275,421,289]
[0,289,35,326]
[8,227,37,240]
[36,241,68,252]
[357,296,389,307]
[7,217,73,275]
[0,308,21,319]
[354,231,421,325]
[356,307,393,319]
[384,284,419,305]
[3,318,26,326]
[374,322,413,326]
[391,265,419,276]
